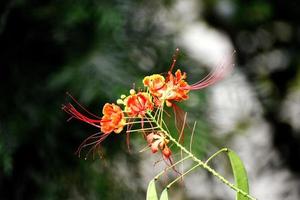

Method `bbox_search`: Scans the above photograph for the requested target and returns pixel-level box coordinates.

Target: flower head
[164,69,190,106]
[62,95,127,158]
[101,103,126,134]
[124,91,153,117]
[143,69,190,107]
[143,74,166,98]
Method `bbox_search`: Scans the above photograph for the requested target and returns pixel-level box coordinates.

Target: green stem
[147,112,257,200]
[167,163,201,188]
[126,126,159,133]
[205,148,228,165]
[125,120,154,125]
[154,156,191,180]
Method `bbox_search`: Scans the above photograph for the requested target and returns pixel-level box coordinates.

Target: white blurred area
[139,0,300,199]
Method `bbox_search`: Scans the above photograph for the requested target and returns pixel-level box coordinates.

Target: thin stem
[162,120,171,137]
[189,121,197,152]
[124,116,139,119]
[125,120,154,125]
[167,163,201,188]
[154,156,191,180]
[126,127,159,133]
[153,105,160,119]
[159,103,164,127]
[147,112,257,200]
[205,148,228,165]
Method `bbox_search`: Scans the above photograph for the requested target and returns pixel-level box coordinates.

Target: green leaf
[146,179,158,200]
[227,149,250,200]
[159,189,168,200]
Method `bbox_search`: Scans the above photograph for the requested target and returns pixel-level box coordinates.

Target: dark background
[1,0,300,199]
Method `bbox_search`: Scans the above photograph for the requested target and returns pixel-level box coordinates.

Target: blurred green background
[1,0,300,199]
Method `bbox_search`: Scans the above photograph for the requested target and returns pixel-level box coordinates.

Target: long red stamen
[184,52,234,90]
[125,118,136,151]
[75,132,101,157]
[85,134,109,160]
[62,103,101,128]
[66,92,101,119]
[75,132,109,159]
[186,65,228,90]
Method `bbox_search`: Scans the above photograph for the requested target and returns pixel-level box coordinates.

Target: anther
[130,89,136,95]
[117,99,123,105]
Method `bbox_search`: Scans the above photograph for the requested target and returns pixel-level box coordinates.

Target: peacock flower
[63,49,233,160]
[100,103,126,134]
[146,131,172,158]
[163,69,190,107]
[62,96,126,157]
[143,69,190,107]
[124,91,154,117]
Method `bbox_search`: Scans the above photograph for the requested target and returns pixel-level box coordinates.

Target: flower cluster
[61,52,258,200]
[63,50,231,159]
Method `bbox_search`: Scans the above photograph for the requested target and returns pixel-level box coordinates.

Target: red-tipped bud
[162,146,171,158]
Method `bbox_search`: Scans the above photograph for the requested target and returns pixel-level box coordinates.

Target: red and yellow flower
[143,74,166,98]
[143,69,190,107]
[163,69,190,106]
[124,91,153,117]
[100,103,126,134]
